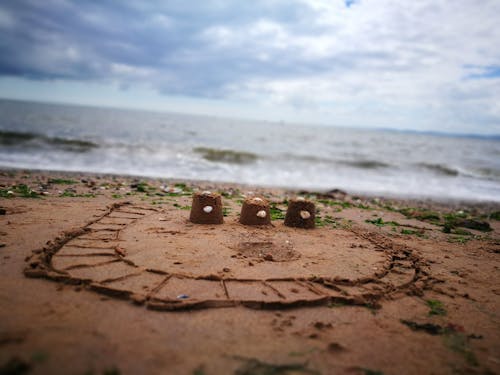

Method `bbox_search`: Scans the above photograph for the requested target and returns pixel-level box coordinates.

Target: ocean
[1,99,499,202]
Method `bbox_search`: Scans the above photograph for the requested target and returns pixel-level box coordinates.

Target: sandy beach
[1,169,499,375]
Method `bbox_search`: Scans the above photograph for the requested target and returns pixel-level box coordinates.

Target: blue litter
[177,294,189,299]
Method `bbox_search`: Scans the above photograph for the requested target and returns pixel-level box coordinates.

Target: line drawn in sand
[24,202,435,311]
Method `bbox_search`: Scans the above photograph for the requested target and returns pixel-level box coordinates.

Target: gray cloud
[0,0,499,132]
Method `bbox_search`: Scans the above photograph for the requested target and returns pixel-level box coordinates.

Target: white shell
[203,205,213,213]
[201,190,212,195]
[256,210,267,218]
[300,210,311,219]
[296,196,305,201]
[253,197,263,202]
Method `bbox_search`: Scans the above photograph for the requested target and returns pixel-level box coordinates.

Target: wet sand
[0,169,499,375]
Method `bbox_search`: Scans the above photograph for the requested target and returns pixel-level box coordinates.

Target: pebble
[256,210,267,218]
[300,210,311,219]
[203,206,213,213]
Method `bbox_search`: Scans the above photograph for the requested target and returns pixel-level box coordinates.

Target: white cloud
[0,8,14,29]
[1,0,499,133]
[199,0,500,132]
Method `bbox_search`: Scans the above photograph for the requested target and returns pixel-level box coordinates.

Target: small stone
[263,253,274,261]
[223,267,230,272]
[203,205,213,213]
[300,210,311,219]
[256,210,267,218]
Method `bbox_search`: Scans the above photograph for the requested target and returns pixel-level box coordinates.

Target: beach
[1,169,499,375]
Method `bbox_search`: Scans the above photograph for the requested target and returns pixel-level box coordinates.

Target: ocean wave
[193,147,258,164]
[0,130,99,153]
[467,167,500,181]
[338,159,392,169]
[417,163,459,176]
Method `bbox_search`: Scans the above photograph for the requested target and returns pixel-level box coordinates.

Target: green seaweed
[270,203,285,220]
[8,184,40,198]
[193,366,206,375]
[0,189,13,198]
[399,208,441,223]
[233,356,320,375]
[361,370,384,375]
[315,215,336,228]
[426,299,447,316]
[444,332,479,367]
[490,211,500,221]
[317,199,352,209]
[447,236,471,244]
[365,217,399,227]
[48,178,77,185]
[173,203,191,210]
[59,191,95,198]
[103,367,121,375]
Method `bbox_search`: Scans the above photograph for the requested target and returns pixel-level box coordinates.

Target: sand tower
[239,197,271,226]
[284,197,315,229]
[189,191,224,224]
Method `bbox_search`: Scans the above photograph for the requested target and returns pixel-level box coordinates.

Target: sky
[0,0,499,135]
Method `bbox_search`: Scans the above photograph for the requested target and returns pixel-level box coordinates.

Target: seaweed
[173,203,191,210]
[48,178,77,185]
[361,370,384,375]
[2,184,40,198]
[426,299,446,316]
[270,203,285,220]
[59,191,95,198]
[444,332,479,367]
[400,320,444,335]
[399,208,441,223]
[365,217,399,227]
[232,356,320,375]
[447,236,471,244]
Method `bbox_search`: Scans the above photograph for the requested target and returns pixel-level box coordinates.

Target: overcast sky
[0,0,499,134]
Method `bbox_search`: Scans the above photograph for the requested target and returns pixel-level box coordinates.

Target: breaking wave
[0,130,99,153]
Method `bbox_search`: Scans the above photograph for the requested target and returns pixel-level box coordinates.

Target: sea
[1,99,499,202]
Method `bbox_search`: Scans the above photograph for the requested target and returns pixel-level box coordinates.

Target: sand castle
[239,197,271,226]
[189,194,315,228]
[284,197,316,229]
[189,191,224,224]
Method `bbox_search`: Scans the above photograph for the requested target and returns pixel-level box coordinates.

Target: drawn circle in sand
[25,203,427,311]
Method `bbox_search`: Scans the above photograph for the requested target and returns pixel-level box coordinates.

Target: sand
[0,169,499,375]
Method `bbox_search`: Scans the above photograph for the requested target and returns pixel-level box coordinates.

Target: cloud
[0,0,499,133]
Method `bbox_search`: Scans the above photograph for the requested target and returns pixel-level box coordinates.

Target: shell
[203,206,213,213]
[201,190,212,195]
[296,196,305,201]
[300,210,311,219]
[256,210,267,218]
